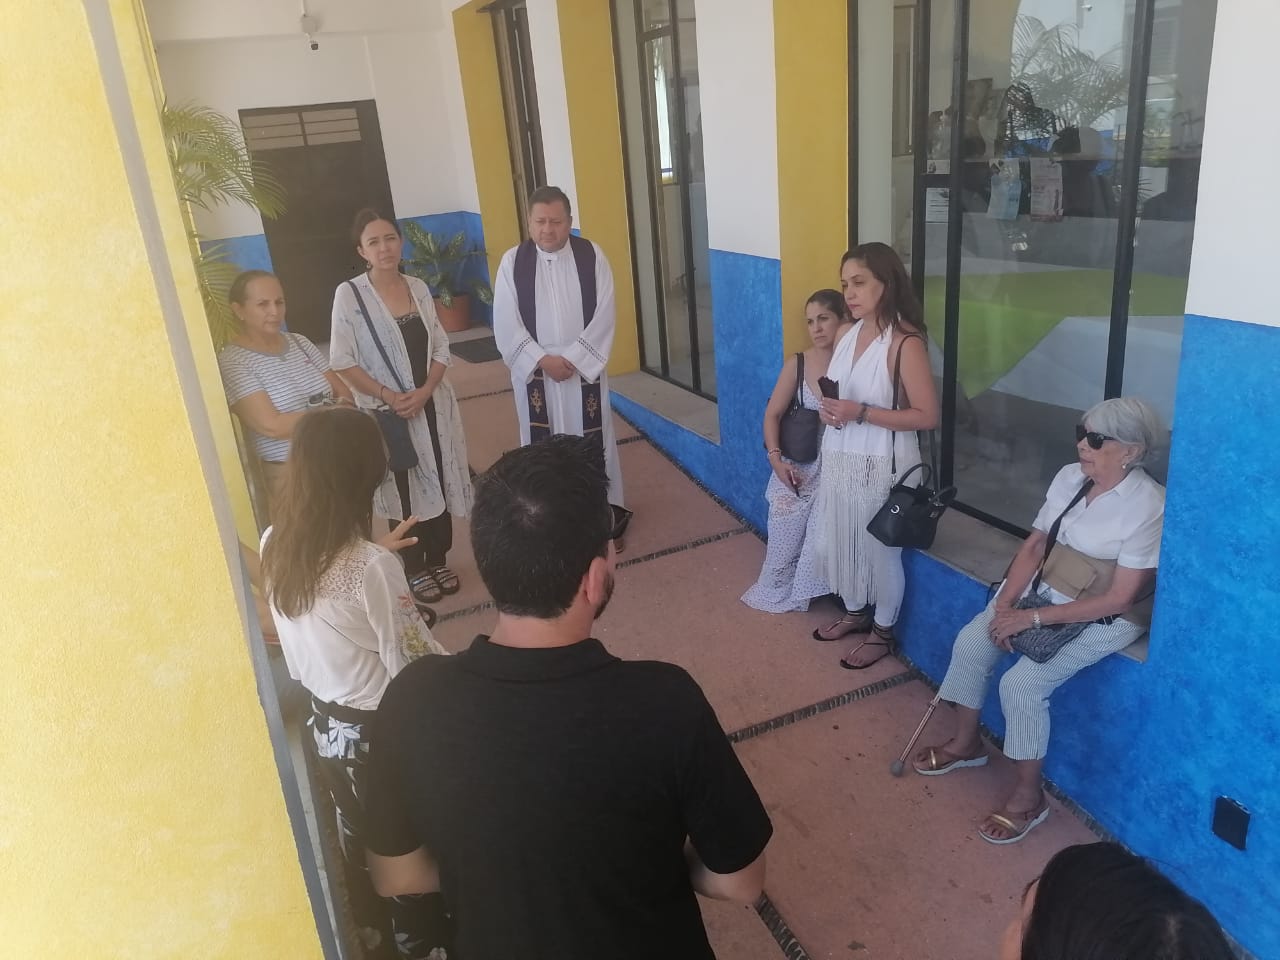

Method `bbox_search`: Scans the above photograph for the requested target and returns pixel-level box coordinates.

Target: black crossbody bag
[1005,480,1095,663]
[346,280,420,472]
[777,352,821,463]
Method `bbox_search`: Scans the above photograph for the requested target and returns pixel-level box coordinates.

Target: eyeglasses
[608,504,633,543]
[1075,424,1117,450]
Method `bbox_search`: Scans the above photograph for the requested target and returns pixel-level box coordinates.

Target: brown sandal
[812,606,873,642]
[839,623,896,669]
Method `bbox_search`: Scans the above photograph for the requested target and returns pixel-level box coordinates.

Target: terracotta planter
[434,293,472,333]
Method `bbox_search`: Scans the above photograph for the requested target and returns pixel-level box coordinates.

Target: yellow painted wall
[453,1,523,287]
[775,0,849,356]
[119,0,260,547]
[557,0,640,375]
[0,1,320,956]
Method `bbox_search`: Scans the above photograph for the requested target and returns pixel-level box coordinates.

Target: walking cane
[890,691,942,777]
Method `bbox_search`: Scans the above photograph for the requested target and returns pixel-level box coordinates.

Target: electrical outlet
[1212,796,1249,851]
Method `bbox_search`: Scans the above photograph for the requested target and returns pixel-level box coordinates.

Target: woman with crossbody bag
[742,290,848,612]
[804,244,939,668]
[910,397,1166,846]
[331,209,473,614]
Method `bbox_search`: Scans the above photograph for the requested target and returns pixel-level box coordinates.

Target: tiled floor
[420,351,1108,959]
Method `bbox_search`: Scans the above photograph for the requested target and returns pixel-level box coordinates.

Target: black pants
[310,700,453,958]
[393,398,453,577]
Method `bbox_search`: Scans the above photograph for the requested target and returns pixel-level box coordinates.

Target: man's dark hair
[471,435,610,618]
[527,185,572,217]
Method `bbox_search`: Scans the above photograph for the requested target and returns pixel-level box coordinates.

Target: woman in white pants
[914,397,1166,844]
[805,243,939,668]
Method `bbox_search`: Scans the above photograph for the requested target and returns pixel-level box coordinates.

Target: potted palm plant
[401,221,494,332]
[162,101,286,348]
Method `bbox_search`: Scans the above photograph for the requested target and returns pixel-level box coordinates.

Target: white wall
[149,0,478,240]
[147,0,443,43]
[1185,0,1277,327]
[694,0,780,260]
[438,9,481,213]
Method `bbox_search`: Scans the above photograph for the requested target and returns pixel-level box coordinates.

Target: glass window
[879,0,1217,530]
[1128,0,1217,478]
[615,0,716,398]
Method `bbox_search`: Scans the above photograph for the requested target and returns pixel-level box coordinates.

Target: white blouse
[262,531,446,710]
[1032,463,1165,570]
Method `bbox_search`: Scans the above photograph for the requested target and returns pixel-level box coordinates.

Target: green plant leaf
[194,240,243,350]
[162,101,287,218]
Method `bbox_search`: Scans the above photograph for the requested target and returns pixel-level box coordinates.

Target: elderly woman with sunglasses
[912,397,1166,845]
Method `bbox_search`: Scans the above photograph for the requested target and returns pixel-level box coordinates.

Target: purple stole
[512,236,604,449]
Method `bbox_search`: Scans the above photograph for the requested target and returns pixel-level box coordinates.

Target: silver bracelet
[1031,610,1042,629]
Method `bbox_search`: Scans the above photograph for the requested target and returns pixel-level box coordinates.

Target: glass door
[888,0,1215,533]
[614,0,716,398]
[492,2,546,227]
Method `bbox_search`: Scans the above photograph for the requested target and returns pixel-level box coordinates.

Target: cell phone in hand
[816,376,842,430]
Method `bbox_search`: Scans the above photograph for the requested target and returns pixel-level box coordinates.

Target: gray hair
[1083,397,1167,468]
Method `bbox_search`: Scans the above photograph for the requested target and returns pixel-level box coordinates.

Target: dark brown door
[241,100,394,343]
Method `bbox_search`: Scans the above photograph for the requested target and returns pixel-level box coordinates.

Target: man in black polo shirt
[364,435,772,959]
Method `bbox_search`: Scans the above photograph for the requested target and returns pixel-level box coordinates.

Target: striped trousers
[937,592,1144,760]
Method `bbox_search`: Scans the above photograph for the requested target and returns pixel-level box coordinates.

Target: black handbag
[865,334,955,549]
[1006,480,1095,663]
[778,352,820,463]
[346,280,420,473]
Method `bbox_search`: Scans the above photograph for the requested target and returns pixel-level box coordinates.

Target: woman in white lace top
[261,406,449,958]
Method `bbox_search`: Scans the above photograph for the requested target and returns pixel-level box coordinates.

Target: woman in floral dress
[262,406,450,959]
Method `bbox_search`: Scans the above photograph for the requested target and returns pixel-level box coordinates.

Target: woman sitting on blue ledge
[913,397,1166,844]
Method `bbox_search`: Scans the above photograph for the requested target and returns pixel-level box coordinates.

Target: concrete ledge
[611,370,720,443]
[920,510,1147,662]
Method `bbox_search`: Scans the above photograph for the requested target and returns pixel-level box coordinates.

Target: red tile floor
[434,345,1101,960]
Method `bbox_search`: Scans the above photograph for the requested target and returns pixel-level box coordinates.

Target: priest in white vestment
[493,186,625,506]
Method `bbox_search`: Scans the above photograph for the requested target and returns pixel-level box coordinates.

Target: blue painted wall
[617,305,1277,956]
[609,248,782,532]
[198,233,273,273]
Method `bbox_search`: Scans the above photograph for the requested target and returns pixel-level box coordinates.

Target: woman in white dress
[807,243,940,668]
[742,289,849,612]
[262,406,451,958]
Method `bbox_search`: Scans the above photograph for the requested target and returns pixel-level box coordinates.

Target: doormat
[451,336,503,364]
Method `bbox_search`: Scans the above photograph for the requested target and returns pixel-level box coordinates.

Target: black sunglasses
[1075,424,1117,450]
[608,504,633,543]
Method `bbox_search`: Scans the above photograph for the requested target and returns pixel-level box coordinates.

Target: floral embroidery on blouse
[396,593,448,660]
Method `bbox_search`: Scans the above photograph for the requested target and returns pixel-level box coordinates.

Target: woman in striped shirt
[218,270,354,512]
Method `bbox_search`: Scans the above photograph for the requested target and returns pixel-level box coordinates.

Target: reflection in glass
[616,0,715,398]
[936,3,1135,526]
[1129,0,1217,446]
[879,0,1214,528]
[613,0,662,371]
